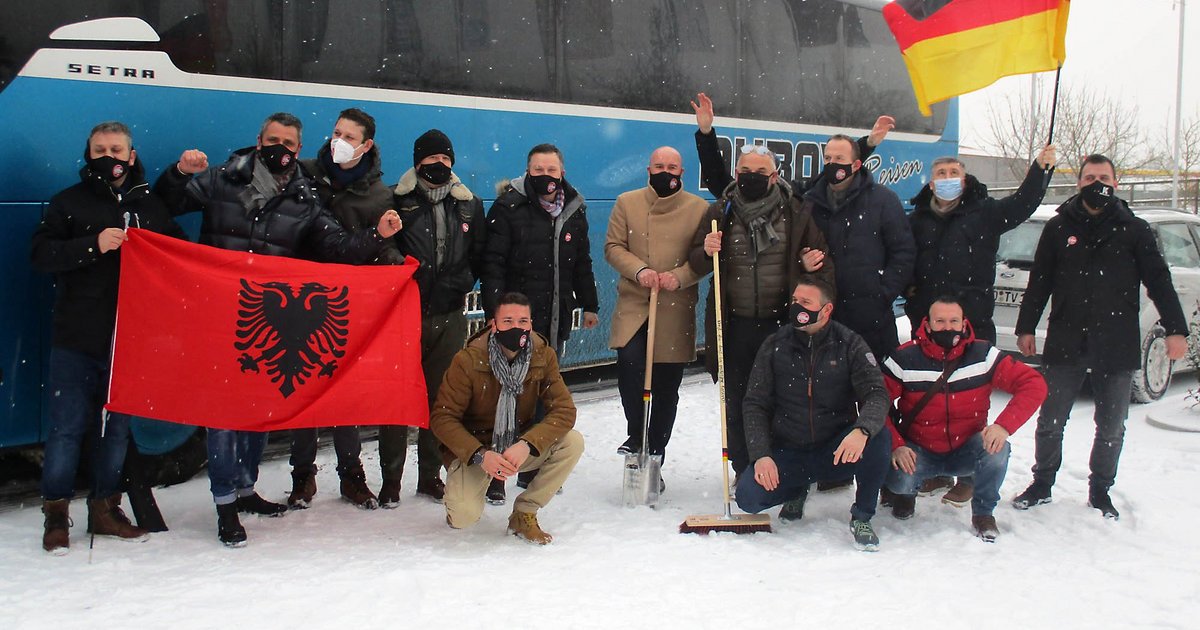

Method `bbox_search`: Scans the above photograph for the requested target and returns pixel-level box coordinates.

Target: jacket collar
[465,328,551,371]
[909,174,987,215]
[1057,193,1134,225]
[225,147,315,201]
[393,166,475,201]
[507,173,585,219]
[309,142,383,195]
[804,167,874,211]
[79,157,150,203]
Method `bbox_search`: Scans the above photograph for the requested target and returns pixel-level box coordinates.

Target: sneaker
[508,510,553,545]
[416,477,446,503]
[616,436,641,455]
[287,466,317,509]
[891,494,916,520]
[87,496,149,542]
[1011,482,1053,510]
[41,499,71,555]
[817,478,854,492]
[779,487,809,522]
[236,492,288,517]
[850,518,880,552]
[486,478,506,505]
[919,476,954,496]
[1087,489,1120,520]
[942,480,974,507]
[972,515,1000,542]
[216,503,247,548]
[378,479,402,509]
[339,467,379,510]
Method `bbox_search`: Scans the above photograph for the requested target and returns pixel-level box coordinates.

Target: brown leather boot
[508,510,553,545]
[919,475,954,496]
[378,479,402,509]
[42,499,71,555]
[88,496,149,542]
[942,480,975,507]
[972,515,1000,542]
[287,465,317,509]
[338,465,379,510]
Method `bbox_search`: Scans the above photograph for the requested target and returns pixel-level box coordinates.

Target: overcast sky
[957,0,1197,157]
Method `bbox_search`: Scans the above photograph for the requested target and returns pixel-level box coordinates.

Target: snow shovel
[680,220,771,533]
[623,286,663,508]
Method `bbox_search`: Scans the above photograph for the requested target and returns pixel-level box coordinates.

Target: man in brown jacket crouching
[430,291,583,544]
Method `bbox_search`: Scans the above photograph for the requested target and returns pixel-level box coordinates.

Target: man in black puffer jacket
[1011,154,1187,521]
[481,143,598,501]
[737,277,891,551]
[905,146,1055,343]
[482,143,599,351]
[378,128,487,507]
[154,112,401,547]
[801,134,915,360]
[32,121,186,555]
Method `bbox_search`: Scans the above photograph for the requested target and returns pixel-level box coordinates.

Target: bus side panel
[0,202,51,449]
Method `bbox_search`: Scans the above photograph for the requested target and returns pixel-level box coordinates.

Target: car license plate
[994,288,1024,307]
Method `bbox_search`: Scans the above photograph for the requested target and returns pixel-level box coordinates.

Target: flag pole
[1043,65,1063,188]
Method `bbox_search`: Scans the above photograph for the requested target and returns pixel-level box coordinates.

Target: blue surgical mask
[932,177,963,201]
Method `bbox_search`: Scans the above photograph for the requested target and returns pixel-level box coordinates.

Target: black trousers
[723,314,783,474]
[616,323,686,458]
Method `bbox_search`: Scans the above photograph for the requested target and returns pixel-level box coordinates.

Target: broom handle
[641,286,659,455]
[710,220,734,518]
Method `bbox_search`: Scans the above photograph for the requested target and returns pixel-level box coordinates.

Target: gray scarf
[239,157,286,215]
[488,332,531,452]
[726,180,784,259]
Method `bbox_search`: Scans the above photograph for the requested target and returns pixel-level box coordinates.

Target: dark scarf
[725,180,785,259]
[488,332,531,452]
[321,148,372,190]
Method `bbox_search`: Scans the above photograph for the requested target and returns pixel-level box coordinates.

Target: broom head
[679,513,772,534]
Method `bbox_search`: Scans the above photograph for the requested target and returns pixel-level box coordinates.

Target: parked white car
[993,205,1200,402]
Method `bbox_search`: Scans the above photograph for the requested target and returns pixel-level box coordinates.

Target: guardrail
[990,177,1200,212]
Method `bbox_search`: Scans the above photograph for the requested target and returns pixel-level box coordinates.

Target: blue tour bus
[0,0,956,457]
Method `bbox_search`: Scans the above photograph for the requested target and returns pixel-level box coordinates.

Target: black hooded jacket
[1015,195,1187,370]
[905,162,1047,341]
[31,159,186,359]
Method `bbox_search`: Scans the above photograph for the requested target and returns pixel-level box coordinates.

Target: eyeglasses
[740,144,774,156]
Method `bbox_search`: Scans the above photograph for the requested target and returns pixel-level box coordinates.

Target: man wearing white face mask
[904,145,1056,344]
[292,107,399,511]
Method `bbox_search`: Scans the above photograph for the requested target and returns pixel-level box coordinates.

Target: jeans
[290,426,362,474]
[1032,365,1133,492]
[41,347,133,501]
[207,428,267,504]
[736,426,892,522]
[886,433,1010,516]
[616,323,685,458]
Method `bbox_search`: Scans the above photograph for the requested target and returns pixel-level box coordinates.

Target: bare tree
[983,82,1157,181]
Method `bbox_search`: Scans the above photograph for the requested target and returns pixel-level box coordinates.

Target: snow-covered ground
[3,367,1199,629]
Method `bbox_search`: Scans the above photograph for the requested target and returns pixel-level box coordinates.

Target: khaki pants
[445,430,585,528]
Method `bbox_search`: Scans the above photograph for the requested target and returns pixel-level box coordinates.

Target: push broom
[680,220,772,534]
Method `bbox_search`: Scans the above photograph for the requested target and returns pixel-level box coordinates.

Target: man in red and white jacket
[881,296,1046,541]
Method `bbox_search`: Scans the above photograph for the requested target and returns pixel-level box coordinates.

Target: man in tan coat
[430,292,583,545]
[605,146,709,468]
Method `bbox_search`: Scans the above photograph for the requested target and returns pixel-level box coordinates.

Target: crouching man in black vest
[736,277,892,551]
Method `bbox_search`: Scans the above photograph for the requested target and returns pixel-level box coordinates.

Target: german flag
[884,0,1070,116]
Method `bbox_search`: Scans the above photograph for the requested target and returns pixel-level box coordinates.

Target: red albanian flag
[106,228,428,431]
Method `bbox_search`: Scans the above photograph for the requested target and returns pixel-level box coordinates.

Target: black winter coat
[802,170,916,358]
[742,320,889,461]
[391,168,487,316]
[1016,196,1187,370]
[301,143,403,265]
[482,174,599,347]
[154,147,383,262]
[31,160,186,359]
[905,162,1047,342]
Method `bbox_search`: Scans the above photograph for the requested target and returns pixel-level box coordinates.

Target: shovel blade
[622,452,663,508]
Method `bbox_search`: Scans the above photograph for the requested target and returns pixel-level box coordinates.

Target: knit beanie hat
[413,129,455,166]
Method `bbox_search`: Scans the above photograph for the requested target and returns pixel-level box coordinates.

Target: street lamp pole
[1174,0,1186,208]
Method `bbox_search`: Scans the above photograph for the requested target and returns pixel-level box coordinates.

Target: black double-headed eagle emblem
[234,280,350,398]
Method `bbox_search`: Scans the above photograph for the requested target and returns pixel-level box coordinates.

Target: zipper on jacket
[807,335,817,444]
[943,353,953,451]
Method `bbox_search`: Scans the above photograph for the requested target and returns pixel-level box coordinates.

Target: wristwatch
[470,448,486,466]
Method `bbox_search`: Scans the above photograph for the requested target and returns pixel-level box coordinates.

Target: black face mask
[823,162,855,185]
[789,302,823,330]
[528,173,561,196]
[88,155,131,182]
[418,161,452,186]
[494,327,530,353]
[928,328,963,351]
[259,143,296,174]
[737,171,770,201]
[649,171,682,197]
[1080,181,1116,211]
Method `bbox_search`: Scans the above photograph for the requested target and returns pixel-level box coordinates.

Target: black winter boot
[216,503,247,547]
